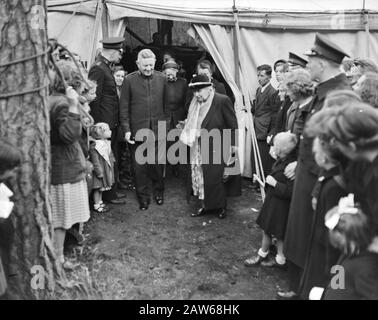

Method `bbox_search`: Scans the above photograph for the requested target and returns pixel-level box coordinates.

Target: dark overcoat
[88,55,119,129]
[256,152,296,239]
[195,93,240,210]
[324,251,378,300]
[299,168,347,299]
[270,95,292,143]
[119,70,167,138]
[284,73,351,269]
[343,156,378,236]
[165,77,187,128]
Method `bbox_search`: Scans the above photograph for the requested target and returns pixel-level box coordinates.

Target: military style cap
[162,61,179,70]
[100,37,125,50]
[288,52,308,68]
[188,74,212,89]
[304,33,350,64]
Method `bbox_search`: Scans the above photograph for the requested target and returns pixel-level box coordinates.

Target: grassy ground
[63,173,288,300]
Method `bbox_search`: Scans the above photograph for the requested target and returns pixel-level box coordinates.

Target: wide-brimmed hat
[188,74,212,90]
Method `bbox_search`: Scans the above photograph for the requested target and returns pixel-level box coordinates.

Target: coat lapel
[201,93,218,129]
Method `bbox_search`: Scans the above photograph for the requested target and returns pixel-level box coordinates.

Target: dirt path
[75,174,288,300]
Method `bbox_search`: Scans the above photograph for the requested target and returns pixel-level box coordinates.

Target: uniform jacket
[252,83,281,141]
[284,73,351,268]
[119,71,167,138]
[88,55,120,129]
[298,73,350,176]
[49,94,86,185]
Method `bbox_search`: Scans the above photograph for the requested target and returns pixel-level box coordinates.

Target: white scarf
[94,139,112,166]
[180,89,215,147]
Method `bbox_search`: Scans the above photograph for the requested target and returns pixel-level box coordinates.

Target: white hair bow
[325,194,358,230]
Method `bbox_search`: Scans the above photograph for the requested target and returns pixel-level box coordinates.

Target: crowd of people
[244,34,378,300]
[1,31,378,300]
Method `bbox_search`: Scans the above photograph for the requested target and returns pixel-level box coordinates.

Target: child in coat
[244,132,297,268]
[89,122,115,213]
[310,194,378,300]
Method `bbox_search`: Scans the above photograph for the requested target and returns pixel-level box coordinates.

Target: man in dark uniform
[278,34,351,299]
[288,52,308,71]
[120,49,167,211]
[88,37,126,204]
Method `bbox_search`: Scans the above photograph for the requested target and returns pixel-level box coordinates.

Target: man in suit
[278,33,351,300]
[251,64,281,179]
[119,49,167,211]
[88,37,126,204]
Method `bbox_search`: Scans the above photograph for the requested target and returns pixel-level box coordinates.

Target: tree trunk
[0,0,61,299]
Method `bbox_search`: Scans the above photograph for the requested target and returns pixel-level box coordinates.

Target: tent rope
[56,0,85,39]
[0,49,49,68]
[0,84,49,99]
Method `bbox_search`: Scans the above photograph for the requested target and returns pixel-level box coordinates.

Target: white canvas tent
[47,0,378,183]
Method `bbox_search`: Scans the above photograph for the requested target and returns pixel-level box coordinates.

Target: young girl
[320,195,378,300]
[298,137,348,299]
[0,139,22,297]
[244,132,297,268]
[89,122,115,213]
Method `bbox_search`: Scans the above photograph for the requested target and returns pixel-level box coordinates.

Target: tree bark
[0,0,61,299]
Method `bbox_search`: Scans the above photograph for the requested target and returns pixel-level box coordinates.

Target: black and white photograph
[1,0,378,304]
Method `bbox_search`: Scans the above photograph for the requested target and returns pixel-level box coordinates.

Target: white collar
[260,82,270,93]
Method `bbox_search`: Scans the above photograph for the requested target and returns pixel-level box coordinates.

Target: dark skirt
[256,189,290,239]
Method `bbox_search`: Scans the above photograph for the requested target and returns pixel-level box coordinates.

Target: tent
[47,0,378,184]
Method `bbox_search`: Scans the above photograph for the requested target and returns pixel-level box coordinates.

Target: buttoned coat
[284,73,351,269]
[88,55,120,129]
[119,71,167,138]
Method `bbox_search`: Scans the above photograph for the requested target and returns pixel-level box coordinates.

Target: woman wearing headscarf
[180,74,240,219]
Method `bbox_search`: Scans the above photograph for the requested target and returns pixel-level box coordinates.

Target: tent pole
[89,0,103,66]
[364,11,370,58]
[232,1,240,87]
[101,0,109,38]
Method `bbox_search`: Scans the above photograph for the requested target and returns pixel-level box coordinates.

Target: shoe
[244,255,266,267]
[217,208,227,219]
[191,207,206,217]
[276,290,298,300]
[261,258,287,269]
[154,196,164,205]
[93,203,110,213]
[107,198,126,205]
[139,202,149,211]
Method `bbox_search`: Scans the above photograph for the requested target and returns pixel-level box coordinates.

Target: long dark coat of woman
[299,167,347,299]
[191,92,241,210]
[256,152,296,239]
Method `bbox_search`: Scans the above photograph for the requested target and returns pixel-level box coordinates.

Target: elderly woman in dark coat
[180,74,240,219]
